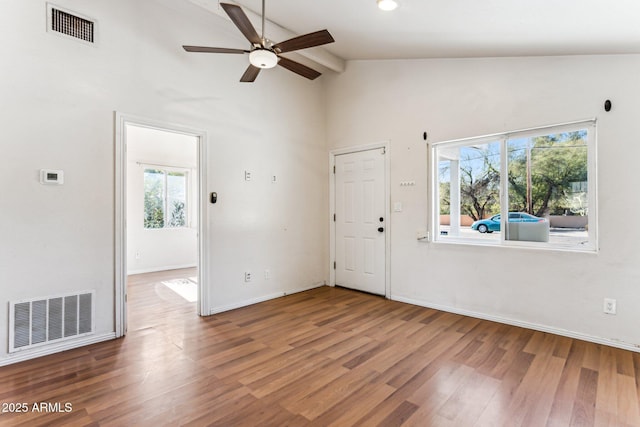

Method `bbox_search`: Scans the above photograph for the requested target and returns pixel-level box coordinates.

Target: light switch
[394,202,402,212]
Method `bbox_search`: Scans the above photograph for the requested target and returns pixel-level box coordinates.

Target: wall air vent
[47,4,95,43]
[9,291,95,353]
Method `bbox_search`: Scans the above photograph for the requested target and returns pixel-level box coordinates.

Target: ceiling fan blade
[273,30,334,53]
[240,64,261,82]
[220,3,262,45]
[277,56,321,80]
[183,46,248,54]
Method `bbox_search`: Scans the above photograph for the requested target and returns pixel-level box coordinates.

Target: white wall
[324,55,640,350]
[126,125,198,274]
[0,0,328,364]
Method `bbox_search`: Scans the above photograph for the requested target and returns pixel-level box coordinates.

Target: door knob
[378,227,384,232]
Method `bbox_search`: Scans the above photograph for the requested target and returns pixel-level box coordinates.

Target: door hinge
[333,261,336,270]
[125,293,128,302]
[333,213,336,222]
[333,165,336,174]
[381,147,386,155]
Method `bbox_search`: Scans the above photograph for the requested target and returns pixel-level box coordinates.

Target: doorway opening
[115,114,208,337]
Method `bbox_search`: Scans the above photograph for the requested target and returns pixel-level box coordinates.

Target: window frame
[429,119,597,252]
[143,166,190,230]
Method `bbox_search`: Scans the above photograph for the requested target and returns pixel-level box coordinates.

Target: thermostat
[40,169,64,185]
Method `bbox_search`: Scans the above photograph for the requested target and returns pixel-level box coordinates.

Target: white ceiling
[201,0,640,61]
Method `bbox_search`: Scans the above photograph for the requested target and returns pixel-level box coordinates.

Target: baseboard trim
[0,332,117,367]
[209,282,325,315]
[391,295,640,354]
[127,264,197,275]
[284,282,326,297]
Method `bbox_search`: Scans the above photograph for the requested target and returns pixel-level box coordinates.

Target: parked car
[471,212,546,233]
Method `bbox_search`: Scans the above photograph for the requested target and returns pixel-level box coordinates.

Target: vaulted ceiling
[191,0,640,61]
[184,0,640,78]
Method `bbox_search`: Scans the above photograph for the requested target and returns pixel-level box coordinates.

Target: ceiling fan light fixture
[377,0,398,11]
[183,2,332,82]
[249,49,278,69]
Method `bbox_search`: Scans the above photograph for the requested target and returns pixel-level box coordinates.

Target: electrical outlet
[603,298,616,315]
[264,269,271,280]
[244,271,252,282]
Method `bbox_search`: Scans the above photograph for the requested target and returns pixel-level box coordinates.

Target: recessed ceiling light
[377,0,398,11]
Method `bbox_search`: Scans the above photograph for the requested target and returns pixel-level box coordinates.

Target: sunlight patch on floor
[162,279,197,302]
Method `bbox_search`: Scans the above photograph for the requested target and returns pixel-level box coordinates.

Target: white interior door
[335,148,386,295]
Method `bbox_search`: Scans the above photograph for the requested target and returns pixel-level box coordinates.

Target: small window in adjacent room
[143,168,188,229]
[431,120,596,252]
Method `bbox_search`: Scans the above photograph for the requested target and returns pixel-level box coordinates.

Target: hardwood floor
[1,269,640,426]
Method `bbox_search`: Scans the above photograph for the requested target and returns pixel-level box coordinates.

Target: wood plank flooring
[1,268,640,426]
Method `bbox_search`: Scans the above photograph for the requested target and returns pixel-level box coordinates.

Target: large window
[431,120,596,251]
[143,168,188,229]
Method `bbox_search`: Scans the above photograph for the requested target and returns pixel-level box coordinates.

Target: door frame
[329,142,391,297]
[114,112,209,337]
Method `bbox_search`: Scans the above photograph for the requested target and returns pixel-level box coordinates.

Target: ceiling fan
[183,1,335,82]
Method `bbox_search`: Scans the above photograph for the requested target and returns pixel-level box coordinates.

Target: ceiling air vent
[48,4,95,43]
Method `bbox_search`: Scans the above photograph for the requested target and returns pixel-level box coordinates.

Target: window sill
[431,236,597,254]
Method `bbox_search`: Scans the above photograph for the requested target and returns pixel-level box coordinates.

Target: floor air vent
[9,291,94,353]
[48,4,95,43]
